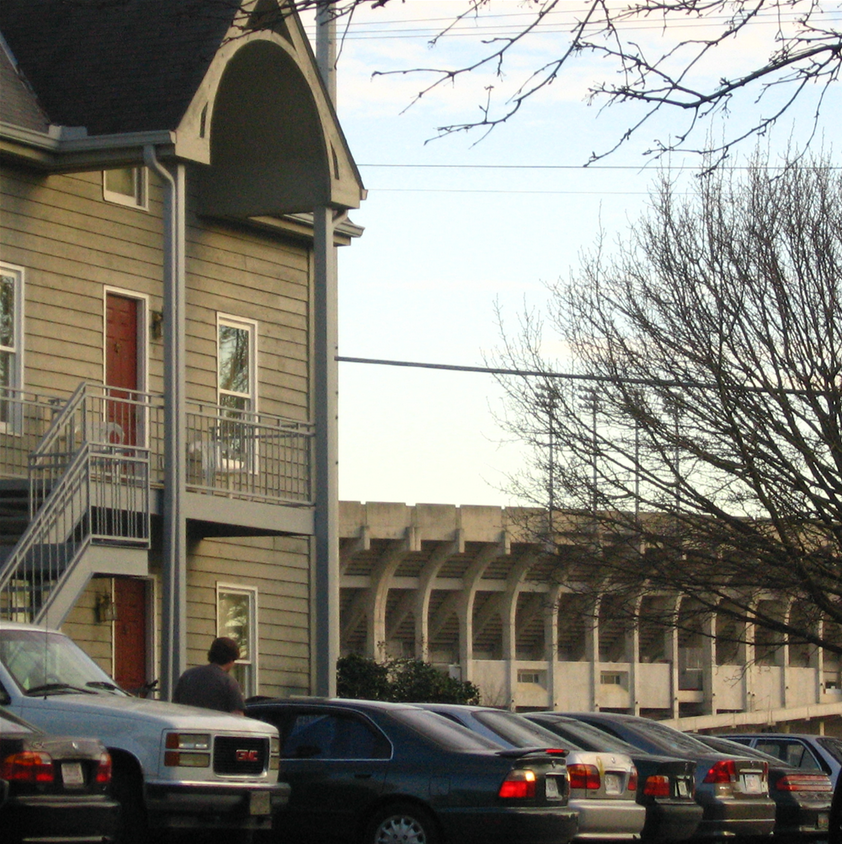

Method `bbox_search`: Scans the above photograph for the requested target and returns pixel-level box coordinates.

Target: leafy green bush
[336,654,480,705]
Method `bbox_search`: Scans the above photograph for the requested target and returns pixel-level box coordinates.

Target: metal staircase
[0,383,151,625]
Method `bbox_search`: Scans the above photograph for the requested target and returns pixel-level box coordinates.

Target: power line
[367,188,651,195]
[336,355,825,395]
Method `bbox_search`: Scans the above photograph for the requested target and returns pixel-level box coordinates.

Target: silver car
[418,703,646,841]
[567,712,776,840]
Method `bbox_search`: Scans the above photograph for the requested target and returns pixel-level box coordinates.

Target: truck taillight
[498,769,537,799]
[95,751,112,784]
[1,751,54,783]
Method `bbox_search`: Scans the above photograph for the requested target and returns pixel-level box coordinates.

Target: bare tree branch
[492,153,842,655]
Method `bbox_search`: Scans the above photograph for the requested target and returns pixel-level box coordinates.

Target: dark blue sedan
[245,697,578,844]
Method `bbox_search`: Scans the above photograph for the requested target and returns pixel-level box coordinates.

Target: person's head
[208,636,240,666]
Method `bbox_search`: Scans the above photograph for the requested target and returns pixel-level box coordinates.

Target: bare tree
[492,153,842,656]
[293,0,842,165]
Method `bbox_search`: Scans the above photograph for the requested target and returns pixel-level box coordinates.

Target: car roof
[246,696,423,712]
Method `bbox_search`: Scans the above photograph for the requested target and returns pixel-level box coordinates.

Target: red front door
[105,293,139,445]
[113,578,148,693]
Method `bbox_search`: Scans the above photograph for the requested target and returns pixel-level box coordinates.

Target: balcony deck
[1,385,315,539]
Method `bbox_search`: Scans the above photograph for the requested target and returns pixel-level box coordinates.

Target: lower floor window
[217,584,257,697]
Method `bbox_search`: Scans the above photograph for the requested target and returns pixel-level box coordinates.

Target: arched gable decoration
[178,1,362,218]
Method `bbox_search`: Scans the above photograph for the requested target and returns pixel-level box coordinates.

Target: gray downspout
[314,4,339,697]
[144,146,187,700]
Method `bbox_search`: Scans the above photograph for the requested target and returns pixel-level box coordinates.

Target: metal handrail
[185,402,314,504]
[0,442,150,622]
[0,387,64,479]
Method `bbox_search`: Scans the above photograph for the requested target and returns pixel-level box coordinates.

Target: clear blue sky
[301,2,841,507]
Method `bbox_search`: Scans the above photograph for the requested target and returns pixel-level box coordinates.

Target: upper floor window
[218,316,257,415]
[0,264,23,431]
[103,167,147,209]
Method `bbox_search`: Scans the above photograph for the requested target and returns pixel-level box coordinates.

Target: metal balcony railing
[1,383,314,504]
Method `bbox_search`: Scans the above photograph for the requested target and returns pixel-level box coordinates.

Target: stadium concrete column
[545,584,561,709]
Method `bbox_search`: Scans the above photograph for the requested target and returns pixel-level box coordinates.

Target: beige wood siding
[1,165,313,418]
[1,160,317,695]
[181,536,311,696]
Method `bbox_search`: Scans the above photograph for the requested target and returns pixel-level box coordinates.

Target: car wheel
[111,759,153,844]
[364,803,439,844]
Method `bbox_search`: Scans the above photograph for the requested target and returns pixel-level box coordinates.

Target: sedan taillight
[775,773,832,793]
[643,774,671,797]
[703,759,738,784]
[568,763,601,790]
[0,751,55,783]
[498,768,537,799]
[628,766,638,792]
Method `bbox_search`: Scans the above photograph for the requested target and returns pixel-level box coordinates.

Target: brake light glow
[776,774,832,793]
[95,751,112,784]
[703,759,738,784]
[643,774,671,797]
[498,769,537,799]
[568,763,601,790]
[0,751,54,783]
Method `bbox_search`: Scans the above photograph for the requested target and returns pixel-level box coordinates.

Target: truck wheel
[363,803,439,844]
[111,760,151,844]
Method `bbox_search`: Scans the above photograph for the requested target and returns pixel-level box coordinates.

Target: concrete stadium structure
[339,501,842,734]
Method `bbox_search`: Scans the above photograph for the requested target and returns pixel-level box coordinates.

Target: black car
[691,733,831,841]
[245,697,578,844]
[526,712,702,843]
[564,712,776,840]
[0,708,120,844]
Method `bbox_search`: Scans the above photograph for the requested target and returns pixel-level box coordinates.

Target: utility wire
[336,355,823,395]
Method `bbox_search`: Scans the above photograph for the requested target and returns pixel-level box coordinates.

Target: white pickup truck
[0,621,289,843]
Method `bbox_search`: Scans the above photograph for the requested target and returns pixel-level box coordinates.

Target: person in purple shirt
[173,636,245,715]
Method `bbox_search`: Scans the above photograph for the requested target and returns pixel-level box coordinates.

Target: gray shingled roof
[0,40,49,133]
[0,0,243,135]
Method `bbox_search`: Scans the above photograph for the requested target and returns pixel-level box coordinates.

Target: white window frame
[216,583,258,698]
[217,315,258,414]
[0,263,24,434]
[103,167,148,210]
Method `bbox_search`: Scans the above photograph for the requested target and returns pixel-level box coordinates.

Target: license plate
[62,762,84,788]
[741,773,762,794]
[818,814,829,831]
[604,773,622,795]
[545,776,560,798]
[249,790,271,816]
[676,779,690,798]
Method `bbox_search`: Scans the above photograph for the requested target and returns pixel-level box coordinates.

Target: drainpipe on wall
[313,3,339,697]
[143,145,187,700]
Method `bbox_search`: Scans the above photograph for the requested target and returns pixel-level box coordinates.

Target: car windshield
[474,710,574,749]
[0,628,129,696]
[537,717,639,755]
[627,719,716,756]
[391,708,502,752]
